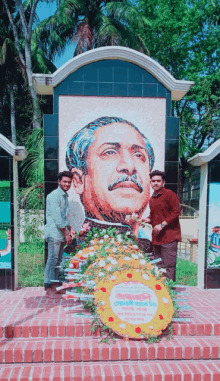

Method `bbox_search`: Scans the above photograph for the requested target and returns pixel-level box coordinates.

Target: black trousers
[153,240,178,281]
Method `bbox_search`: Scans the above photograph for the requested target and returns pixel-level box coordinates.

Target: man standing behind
[141,170,181,281]
[44,171,75,298]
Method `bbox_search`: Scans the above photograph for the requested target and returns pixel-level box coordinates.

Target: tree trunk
[25,41,41,129]
[9,83,16,145]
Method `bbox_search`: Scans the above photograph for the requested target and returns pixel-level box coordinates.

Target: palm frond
[21,128,44,184]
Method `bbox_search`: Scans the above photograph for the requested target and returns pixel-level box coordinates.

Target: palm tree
[35,0,150,60]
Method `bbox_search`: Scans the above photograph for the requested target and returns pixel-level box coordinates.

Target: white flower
[69,263,74,269]
[78,250,83,255]
[89,247,94,251]
[140,259,146,265]
[98,272,105,277]
[162,298,169,304]
[105,246,109,250]
[99,239,104,244]
[117,235,122,243]
[90,240,95,245]
[107,256,112,262]
[119,324,126,329]
[107,266,112,271]
[99,260,106,267]
[126,231,130,236]
[88,252,94,257]
[149,326,153,330]
[101,301,105,305]
[94,234,98,237]
[104,235,109,239]
[102,229,106,233]
[86,281,96,286]
[159,268,167,274]
[132,213,138,219]
[123,246,127,249]
[142,274,149,280]
[110,238,114,243]
[110,275,117,280]
[110,258,117,265]
[133,245,138,249]
[138,253,143,258]
[92,262,98,268]
[124,256,131,261]
[112,248,117,253]
[83,254,88,258]
[132,254,138,259]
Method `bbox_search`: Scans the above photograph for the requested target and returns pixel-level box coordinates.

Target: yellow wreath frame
[95,269,174,339]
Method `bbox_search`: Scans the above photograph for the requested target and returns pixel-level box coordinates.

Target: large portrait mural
[207,183,220,269]
[0,181,12,269]
[59,96,166,243]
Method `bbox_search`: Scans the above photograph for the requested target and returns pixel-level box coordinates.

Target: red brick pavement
[0,286,220,380]
[0,286,220,339]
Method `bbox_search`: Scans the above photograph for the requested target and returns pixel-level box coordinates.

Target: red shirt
[148,187,181,245]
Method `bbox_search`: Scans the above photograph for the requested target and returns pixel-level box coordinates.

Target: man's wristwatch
[161,222,165,228]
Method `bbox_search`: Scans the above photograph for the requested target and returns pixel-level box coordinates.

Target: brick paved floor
[0,286,220,338]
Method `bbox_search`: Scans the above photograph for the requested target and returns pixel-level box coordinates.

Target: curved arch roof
[33,46,194,100]
[189,139,220,166]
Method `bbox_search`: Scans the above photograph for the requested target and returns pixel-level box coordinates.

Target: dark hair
[58,171,73,181]
[150,170,166,181]
[66,116,154,175]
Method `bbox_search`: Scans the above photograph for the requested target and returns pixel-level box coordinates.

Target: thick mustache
[108,174,143,193]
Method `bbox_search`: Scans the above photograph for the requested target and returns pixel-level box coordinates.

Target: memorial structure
[0,134,27,290]
[189,138,220,288]
[33,46,193,238]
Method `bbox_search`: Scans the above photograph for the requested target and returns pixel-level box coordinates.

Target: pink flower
[79,222,90,235]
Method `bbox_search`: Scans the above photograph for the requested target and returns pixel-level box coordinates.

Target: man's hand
[69,227,76,238]
[141,217,151,224]
[64,232,72,245]
[153,224,163,235]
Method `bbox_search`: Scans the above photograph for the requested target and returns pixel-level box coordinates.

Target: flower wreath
[64,224,176,341]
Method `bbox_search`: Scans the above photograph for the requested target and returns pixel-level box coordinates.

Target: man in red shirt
[141,170,181,281]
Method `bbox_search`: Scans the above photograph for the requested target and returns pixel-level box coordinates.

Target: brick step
[1,336,220,364]
[0,359,220,381]
[1,318,219,339]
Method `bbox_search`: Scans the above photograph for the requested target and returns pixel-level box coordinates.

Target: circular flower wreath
[95,270,174,339]
[65,226,175,340]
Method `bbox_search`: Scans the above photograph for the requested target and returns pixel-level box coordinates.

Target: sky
[37,1,74,69]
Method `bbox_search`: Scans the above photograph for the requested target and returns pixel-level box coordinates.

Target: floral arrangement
[62,223,176,342]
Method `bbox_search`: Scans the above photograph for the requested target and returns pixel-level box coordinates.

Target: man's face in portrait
[72,122,151,222]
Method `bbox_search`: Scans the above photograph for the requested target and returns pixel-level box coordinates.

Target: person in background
[44,171,75,298]
[141,170,181,281]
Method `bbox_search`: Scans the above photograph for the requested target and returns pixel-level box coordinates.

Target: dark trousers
[153,240,178,281]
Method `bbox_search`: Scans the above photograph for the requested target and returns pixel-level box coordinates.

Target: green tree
[35,0,149,60]
[3,0,56,129]
[138,0,220,199]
